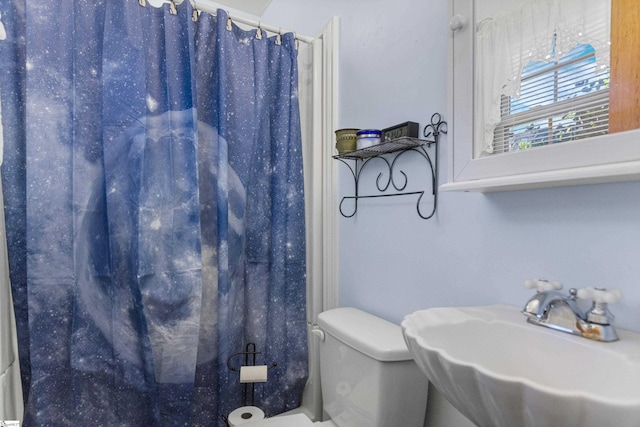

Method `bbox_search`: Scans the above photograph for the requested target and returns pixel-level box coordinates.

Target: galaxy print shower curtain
[0,1,307,426]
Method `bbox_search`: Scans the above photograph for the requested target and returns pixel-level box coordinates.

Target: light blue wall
[260,0,640,332]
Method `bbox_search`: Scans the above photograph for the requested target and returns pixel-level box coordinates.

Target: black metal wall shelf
[333,113,447,220]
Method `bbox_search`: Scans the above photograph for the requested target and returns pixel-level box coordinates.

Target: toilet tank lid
[317,307,412,362]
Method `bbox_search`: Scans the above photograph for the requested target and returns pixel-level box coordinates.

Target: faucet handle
[576,287,622,304]
[577,287,621,326]
[524,279,563,292]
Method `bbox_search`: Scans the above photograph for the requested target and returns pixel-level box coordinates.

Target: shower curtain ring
[169,0,178,15]
[226,11,232,31]
[139,0,146,6]
[190,0,199,21]
[256,22,262,40]
[293,32,299,50]
[276,27,282,45]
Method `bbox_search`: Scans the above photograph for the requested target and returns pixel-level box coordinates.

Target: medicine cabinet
[442,0,640,192]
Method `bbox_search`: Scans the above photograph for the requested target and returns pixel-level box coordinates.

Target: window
[494,42,610,154]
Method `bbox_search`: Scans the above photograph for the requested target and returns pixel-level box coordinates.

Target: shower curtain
[0,1,307,426]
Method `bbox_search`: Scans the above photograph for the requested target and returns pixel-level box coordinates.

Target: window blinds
[492,43,609,153]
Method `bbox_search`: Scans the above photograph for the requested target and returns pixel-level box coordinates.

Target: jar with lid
[356,129,382,150]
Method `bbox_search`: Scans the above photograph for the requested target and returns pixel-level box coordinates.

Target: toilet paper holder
[226,342,277,407]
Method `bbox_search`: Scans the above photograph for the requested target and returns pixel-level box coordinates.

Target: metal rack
[333,113,447,220]
[226,343,277,408]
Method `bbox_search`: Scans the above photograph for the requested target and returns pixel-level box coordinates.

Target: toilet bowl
[244,307,429,427]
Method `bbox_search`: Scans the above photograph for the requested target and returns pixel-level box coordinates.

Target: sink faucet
[522,279,621,342]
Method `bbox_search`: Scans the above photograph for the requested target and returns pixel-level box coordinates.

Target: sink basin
[401,305,640,427]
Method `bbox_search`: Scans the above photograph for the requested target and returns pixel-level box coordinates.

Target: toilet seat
[244,413,336,426]
[244,413,313,426]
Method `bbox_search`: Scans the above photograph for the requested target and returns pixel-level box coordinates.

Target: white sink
[401,305,640,427]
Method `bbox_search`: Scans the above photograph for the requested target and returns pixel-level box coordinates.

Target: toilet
[245,307,429,426]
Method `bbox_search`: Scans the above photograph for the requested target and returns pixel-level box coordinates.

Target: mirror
[474,0,611,159]
[442,0,640,192]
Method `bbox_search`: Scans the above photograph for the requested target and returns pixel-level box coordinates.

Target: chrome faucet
[522,279,621,342]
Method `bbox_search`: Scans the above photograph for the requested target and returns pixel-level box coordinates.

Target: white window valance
[475,0,611,156]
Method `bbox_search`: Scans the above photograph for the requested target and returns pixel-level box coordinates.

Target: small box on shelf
[382,121,419,142]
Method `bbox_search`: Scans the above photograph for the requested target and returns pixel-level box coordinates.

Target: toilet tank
[317,308,429,427]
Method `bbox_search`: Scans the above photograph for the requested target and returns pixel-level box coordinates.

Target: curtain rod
[192,0,314,44]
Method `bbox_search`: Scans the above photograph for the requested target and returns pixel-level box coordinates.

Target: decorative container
[335,128,359,153]
[356,129,382,150]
